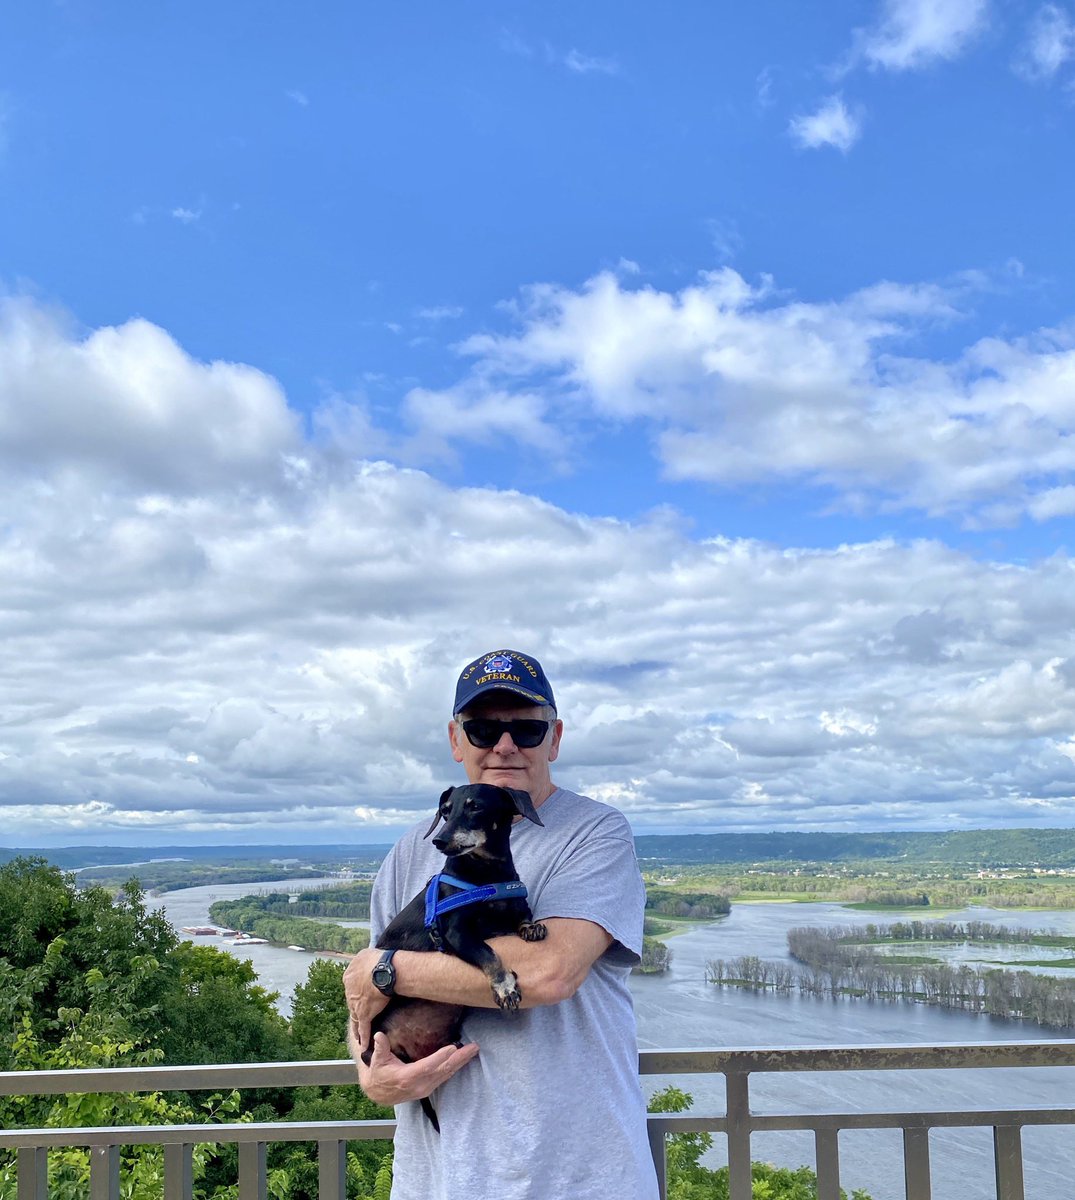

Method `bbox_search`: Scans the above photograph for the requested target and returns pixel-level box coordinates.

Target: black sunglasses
[461,718,551,749]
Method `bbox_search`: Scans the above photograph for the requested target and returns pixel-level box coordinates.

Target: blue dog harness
[423,872,528,950]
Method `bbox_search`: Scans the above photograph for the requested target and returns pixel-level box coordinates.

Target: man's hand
[343,947,391,1053]
[354,1030,481,1106]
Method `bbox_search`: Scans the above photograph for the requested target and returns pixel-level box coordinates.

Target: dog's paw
[519,921,547,942]
[492,971,522,1011]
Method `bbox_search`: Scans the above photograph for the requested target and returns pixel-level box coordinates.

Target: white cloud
[563,48,619,76]
[171,207,201,224]
[400,384,566,461]
[446,268,1075,525]
[286,89,310,106]
[2,294,1075,844]
[1028,485,1075,520]
[855,0,991,71]
[500,31,618,76]
[1015,3,1075,80]
[789,95,863,152]
[0,298,300,493]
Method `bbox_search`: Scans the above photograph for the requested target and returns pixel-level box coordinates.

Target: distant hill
[0,844,394,870]
[6,827,1075,873]
[633,828,1075,868]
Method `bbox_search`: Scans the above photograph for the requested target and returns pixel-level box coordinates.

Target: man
[344,648,659,1200]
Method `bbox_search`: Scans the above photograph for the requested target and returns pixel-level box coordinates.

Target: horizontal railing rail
[2,1041,1074,1200]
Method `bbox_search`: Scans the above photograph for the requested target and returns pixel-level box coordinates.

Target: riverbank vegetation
[207,896,370,955]
[647,865,1075,910]
[705,921,1075,1030]
[645,886,731,919]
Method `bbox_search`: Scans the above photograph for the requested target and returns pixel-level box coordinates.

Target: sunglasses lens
[510,720,549,747]
[463,719,549,748]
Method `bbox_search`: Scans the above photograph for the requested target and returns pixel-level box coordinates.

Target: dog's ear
[506,788,544,827]
[424,787,454,838]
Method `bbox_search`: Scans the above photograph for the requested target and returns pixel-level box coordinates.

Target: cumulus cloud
[2,293,1075,845]
[789,95,863,152]
[0,298,301,493]
[854,0,990,71]
[445,268,1075,525]
[400,384,567,462]
[1014,3,1075,80]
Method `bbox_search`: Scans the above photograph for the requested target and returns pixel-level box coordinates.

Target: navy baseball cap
[454,649,557,715]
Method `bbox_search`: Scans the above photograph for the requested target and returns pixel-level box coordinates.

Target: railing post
[726,1071,752,1200]
[814,1129,840,1200]
[993,1126,1025,1200]
[90,1144,120,1200]
[239,1141,267,1200]
[903,1127,932,1200]
[165,1142,194,1200]
[647,1122,667,1200]
[16,1147,47,1200]
[318,1139,347,1200]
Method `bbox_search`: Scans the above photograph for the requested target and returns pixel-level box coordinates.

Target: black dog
[361,783,547,1128]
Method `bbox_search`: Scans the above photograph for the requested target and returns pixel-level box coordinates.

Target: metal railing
[2,1040,1074,1200]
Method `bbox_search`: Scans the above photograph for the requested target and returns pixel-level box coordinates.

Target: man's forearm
[391,918,611,1009]
[391,936,547,1008]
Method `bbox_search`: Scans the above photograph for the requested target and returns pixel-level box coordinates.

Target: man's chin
[481,768,526,784]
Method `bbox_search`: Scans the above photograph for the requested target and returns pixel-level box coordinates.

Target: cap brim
[456,682,552,712]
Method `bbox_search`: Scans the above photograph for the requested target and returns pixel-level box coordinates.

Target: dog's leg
[518,920,547,942]
[439,926,523,1010]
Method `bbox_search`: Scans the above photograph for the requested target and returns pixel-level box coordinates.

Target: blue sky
[2,1,1075,844]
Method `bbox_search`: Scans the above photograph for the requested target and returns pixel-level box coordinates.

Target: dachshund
[361,783,547,1129]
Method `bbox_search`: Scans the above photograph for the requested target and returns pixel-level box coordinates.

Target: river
[149,884,1075,1200]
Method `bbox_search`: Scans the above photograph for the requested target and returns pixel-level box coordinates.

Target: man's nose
[492,730,518,753]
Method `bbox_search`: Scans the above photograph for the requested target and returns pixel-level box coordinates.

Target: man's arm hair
[390,917,612,1009]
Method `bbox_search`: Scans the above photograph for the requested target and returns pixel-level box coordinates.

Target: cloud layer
[2,292,1074,843]
[408,267,1075,526]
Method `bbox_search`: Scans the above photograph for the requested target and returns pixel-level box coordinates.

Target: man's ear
[547,718,564,764]
[448,719,465,764]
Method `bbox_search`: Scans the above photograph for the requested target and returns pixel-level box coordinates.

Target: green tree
[648,1087,873,1200]
[290,960,350,1060]
[0,958,241,1200]
[273,960,394,1199]
[0,859,177,1049]
[160,943,290,1065]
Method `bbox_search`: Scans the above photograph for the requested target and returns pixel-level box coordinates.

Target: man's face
[448,696,563,806]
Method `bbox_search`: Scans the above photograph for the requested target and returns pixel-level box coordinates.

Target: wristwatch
[371,949,398,997]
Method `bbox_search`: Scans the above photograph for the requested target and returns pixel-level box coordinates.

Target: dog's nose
[432,835,450,852]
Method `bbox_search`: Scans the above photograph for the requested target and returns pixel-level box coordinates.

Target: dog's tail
[420,1096,441,1132]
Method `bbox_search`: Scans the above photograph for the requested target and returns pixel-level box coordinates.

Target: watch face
[372,958,395,994]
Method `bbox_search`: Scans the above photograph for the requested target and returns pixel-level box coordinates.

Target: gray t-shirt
[370,786,659,1200]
